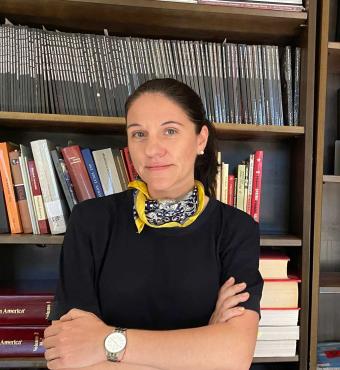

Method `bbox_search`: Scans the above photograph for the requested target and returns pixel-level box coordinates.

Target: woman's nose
[144,136,166,158]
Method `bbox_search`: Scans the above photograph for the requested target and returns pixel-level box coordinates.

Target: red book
[250,150,263,222]
[61,145,95,202]
[122,147,138,182]
[227,175,235,206]
[0,326,46,357]
[27,160,49,234]
[0,291,54,325]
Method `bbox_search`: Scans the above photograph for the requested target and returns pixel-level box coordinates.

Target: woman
[43,78,263,370]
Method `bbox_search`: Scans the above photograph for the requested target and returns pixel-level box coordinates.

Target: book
[0,173,10,233]
[257,325,299,341]
[61,145,95,202]
[293,47,301,125]
[0,142,23,234]
[227,175,235,206]
[251,150,263,222]
[122,147,138,182]
[27,160,50,235]
[92,148,123,195]
[18,145,40,235]
[259,308,300,326]
[30,139,69,234]
[259,251,290,279]
[254,339,297,357]
[9,150,33,234]
[81,148,105,198]
[236,163,246,211]
[0,326,46,357]
[261,277,300,308]
[0,290,53,325]
[50,148,78,211]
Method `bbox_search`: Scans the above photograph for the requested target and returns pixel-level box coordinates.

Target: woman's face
[126,93,208,199]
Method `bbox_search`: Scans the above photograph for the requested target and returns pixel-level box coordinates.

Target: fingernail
[238,307,245,311]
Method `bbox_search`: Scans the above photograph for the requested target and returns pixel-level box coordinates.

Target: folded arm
[44,308,258,370]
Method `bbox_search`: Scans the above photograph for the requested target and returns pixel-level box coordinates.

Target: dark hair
[125,78,218,198]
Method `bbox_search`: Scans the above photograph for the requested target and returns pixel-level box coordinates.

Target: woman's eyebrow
[161,121,184,126]
[127,121,184,129]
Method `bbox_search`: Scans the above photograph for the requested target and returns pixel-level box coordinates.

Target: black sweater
[49,190,263,330]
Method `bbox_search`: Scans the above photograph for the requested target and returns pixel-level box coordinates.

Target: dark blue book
[81,148,104,198]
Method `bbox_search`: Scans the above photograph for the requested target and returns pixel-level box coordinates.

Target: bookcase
[0,1,317,369]
[310,0,340,369]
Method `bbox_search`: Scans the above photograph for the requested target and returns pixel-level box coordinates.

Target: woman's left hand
[43,308,112,370]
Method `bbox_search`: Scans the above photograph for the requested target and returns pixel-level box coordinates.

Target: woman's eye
[132,131,145,138]
[165,128,177,136]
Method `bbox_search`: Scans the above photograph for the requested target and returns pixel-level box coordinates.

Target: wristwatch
[104,327,127,362]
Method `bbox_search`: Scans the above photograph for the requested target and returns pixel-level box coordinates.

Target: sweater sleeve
[49,202,101,320]
[219,210,263,318]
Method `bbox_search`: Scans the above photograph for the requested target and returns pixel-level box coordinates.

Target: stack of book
[0,23,301,126]
[0,282,54,357]
[317,342,340,369]
[215,150,263,222]
[197,0,304,12]
[0,141,137,235]
[254,250,301,357]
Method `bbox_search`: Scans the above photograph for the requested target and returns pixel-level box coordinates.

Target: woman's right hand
[209,276,250,325]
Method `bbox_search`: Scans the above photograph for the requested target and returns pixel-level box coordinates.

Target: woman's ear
[197,125,209,153]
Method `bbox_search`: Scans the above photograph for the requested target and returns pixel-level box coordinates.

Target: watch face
[105,332,127,353]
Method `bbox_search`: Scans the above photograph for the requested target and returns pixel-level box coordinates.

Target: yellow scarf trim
[128,180,205,233]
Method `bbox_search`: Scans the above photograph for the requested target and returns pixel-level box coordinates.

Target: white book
[254,339,297,357]
[92,148,123,196]
[30,139,68,234]
[260,308,300,326]
[257,325,300,341]
[220,162,229,204]
[236,164,246,211]
[215,151,221,201]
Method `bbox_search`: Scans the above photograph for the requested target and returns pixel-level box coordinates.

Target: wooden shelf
[0,234,64,246]
[260,234,302,246]
[0,358,46,368]
[253,356,299,363]
[323,175,340,183]
[0,233,302,246]
[328,42,340,73]
[0,0,307,44]
[0,112,305,140]
[319,272,340,288]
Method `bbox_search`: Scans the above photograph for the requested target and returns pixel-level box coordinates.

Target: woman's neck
[147,182,196,201]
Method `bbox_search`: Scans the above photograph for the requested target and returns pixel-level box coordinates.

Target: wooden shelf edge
[0,234,302,246]
[0,111,304,139]
[252,355,299,363]
[323,175,340,183]
[0,0,308,45]
[0,358,46,368]
[319,272,340,288]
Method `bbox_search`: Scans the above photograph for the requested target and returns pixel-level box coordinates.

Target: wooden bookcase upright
[310,0,340,369]
[0,1,316,369]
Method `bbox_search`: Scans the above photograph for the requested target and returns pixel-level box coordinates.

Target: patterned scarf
[128,180,205,233]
